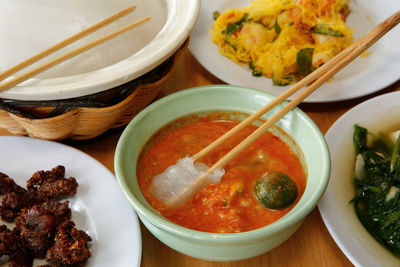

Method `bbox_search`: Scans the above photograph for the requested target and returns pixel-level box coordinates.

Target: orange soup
[137,113,306,233]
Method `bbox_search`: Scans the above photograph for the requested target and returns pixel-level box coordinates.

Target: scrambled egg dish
[210,0,353,85]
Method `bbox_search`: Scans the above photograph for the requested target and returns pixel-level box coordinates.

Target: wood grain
[0,48,399,266]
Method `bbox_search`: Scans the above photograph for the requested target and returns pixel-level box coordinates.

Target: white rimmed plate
[0,136,142,266]
[189,0,400,103]
[318,92,400,267]
[0,0,200,100]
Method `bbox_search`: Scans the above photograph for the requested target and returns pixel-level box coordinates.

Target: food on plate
[0,166,91,267]
[137,112,306,233]
[210,0,353,85]
[46,220,92,267]
[352,125,400,256]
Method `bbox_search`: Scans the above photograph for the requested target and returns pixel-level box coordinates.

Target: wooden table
[1,49,399,266]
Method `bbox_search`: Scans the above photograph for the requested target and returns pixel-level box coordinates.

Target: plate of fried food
[189,0,400,102]
[0,136,141,266]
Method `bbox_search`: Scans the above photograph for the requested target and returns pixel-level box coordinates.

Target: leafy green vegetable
[354,124,368,155]
[391,135,400,177]
[213,11,220,21]
[252,70,263,77]
[223,39,237,51]
[249,61,262,77]
[249,61,256,70]
[372,133,393,158]
[274,20,281,35]
[296,48,314,77]
[310,24,344,37]
[223,14,248,37]
[352,125,400,256]
[253,20,267,27]
[272,74,295,86]
[253,172,297,209]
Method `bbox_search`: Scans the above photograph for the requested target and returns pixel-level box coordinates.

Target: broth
[137,112,306,233]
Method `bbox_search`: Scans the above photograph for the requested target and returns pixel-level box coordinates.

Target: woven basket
[0,40,188,140]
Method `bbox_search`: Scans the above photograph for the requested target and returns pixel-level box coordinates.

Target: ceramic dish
[0,136,142,266]
[319,92,400,267]
[0,0,200,101]
[189,0,400,102]
[114,85,330,261]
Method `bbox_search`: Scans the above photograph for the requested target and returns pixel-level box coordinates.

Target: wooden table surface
[1,49,399,266]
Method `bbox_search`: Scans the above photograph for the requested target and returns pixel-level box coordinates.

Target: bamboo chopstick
[198,9,400,176]
[0,6,136,83]
[0,10,150,93]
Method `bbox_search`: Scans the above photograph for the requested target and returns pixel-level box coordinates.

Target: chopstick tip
[127,5,137,12]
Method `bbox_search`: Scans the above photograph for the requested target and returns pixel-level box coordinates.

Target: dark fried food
[27,165,78,203]
[46,220,91,267]
[0,173,31,221]
[0,225,33,266]
[31,178,78,203]
[15,201,72,258]
[40,201,72,224]
[0,166,91,266]
[0,224,19,256]
[0,172,27,195]
[8,248,34,267]
[1,191,31,221]
[27,165,65,194]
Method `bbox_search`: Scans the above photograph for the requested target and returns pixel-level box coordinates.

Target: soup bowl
[114,85,330,261]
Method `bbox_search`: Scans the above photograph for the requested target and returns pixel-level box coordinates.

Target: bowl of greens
[319,91,400,267]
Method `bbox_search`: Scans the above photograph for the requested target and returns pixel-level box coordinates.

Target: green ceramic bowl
[114,85,330,261]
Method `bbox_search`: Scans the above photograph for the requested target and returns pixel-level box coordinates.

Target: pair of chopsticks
[0,6,150,92]
[193,10,400,177]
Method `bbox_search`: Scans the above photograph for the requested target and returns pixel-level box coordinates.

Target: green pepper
[272,74,295,86]
[310,24,344,37]
[249,61,262,77]
[296,48,314,77]
[274,20,281,35]
[213,11,220,20]
[223,14,248,37]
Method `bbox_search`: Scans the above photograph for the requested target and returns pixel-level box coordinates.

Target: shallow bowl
[319,91,400,266]
[114,85,330,261]
[0,0,199,101]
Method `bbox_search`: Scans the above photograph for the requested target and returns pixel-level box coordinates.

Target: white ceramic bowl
[0,0,200,100]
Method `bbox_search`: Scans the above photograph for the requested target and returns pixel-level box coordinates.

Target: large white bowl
[0,0,200,100]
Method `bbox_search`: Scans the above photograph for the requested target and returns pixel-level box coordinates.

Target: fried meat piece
[46,220,91,267]
[37,201,71,227]
[0,166,90,266]
[15,201,71,258]
[0,172,27,195]
[0,225,19,257]
[0,173,31,221]
[26,166,65,194]
[8,248,34,267]
[27,166,78,203]
[30,178,78,203]
[1,191,31,221]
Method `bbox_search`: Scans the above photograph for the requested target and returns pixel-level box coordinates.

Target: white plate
[189,0,400,103]
[318,92,400,267]
[0,136,142,266]
[0,0,200,101]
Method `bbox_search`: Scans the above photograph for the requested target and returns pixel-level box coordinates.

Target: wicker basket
[0,40,188,140]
